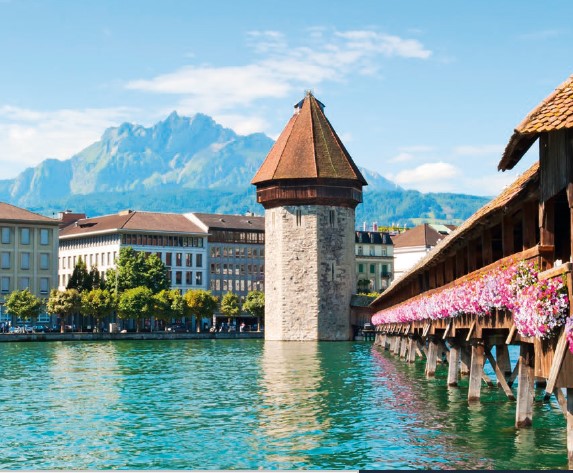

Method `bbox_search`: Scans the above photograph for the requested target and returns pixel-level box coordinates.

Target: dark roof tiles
[0,202,58,224]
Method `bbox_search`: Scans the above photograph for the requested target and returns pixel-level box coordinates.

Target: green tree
[5,289,43,326]
[117,286,153,332]
[243,290,264,331]
[106,247,168,295]
[46,289,81,333]
[81,288,115,332]
[183,289,218,333]
[153,289,184,325]
[220,291,241,328]
[88,266,104,290]
[67,257,92,292]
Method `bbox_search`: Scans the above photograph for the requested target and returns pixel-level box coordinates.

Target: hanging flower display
[371,260,569,341]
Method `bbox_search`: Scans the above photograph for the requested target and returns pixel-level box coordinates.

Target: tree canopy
[183,289,218,332]
[81,288,115,332]
[220,291,241,319]
[5,289,43,323]
[46,289,81,332]
[153,289,184,322]
[243,290,264,319]
[106,247,168,294]
[117,286,154,331]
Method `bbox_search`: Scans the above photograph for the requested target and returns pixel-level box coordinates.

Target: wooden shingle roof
[251,92,367,185]
[499,74,573,171]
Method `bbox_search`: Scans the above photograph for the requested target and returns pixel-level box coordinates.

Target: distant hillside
[1,112,490,226]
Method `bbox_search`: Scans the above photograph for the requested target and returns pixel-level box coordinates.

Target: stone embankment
[0,332,263,343]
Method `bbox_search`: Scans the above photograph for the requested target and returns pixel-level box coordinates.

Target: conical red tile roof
[252,93,367,185]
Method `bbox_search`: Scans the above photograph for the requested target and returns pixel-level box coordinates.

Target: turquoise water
[0,340,567,470]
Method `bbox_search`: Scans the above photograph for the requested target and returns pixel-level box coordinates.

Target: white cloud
[127,28,432,114]
[0,106,136,179]
[391,162,460,193]
[388,152,414,163]
[212,113,269,136]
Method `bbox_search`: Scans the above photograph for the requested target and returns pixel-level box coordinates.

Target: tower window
[296,210,302,226]
[329,210,335,227]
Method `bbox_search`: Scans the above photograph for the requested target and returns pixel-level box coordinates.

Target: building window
[186,271,192,285]
[21,252,30,270]
[19,277,30,290]
[196,254,203,268]
[175,271,182,285]
[176,253,182,266]
[186,253,192,267]
[196,272,203,286]
[296,209,302,226]
[370,246,375,256]
[1,227,11,244]
[40,278,49,294]
[1,252,10,270]
[382,248,387,256]
[357,246,363,256]
[40,229,49,245]
[165,253,172,266]
[369,264,375,274]
[40,253,49,270]
[1,277,9,293]
[20,228,30,245]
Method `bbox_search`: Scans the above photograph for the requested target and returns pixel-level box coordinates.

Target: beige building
[0,203,59,324]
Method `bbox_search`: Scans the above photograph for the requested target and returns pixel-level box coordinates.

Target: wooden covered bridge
[370,74,573,467]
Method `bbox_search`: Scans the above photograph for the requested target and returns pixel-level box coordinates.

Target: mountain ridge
[0,112,490,226]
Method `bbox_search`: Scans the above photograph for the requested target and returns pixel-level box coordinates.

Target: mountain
[0,112,490,226]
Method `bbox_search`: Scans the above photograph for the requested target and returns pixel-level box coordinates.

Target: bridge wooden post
[567,388,573,469]
[496,344,512,381]
[468,341,485,402]
[460,346,471,376]
[425,336,438,377]
[447,340,461,387]
[400,336,408,358]
[393,335,400,355]
[407,336,416,363]
[516,343,535,428]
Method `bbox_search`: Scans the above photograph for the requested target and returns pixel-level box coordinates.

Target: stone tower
[251,92,367,341]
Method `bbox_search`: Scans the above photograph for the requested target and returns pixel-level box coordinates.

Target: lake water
[0,339,567,470]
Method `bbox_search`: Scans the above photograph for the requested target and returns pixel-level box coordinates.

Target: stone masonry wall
[264,205,355,341]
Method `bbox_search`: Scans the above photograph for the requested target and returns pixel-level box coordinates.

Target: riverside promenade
[0,331,263,343]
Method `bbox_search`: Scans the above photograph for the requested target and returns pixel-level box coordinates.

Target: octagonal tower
[251,92,367,341]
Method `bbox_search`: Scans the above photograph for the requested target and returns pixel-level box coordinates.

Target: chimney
[373,222,378,231]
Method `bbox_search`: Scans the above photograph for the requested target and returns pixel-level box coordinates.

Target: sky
[0,0,572,196]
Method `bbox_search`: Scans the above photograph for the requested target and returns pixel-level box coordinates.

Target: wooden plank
[485,346,516,400]
[466,321,476,342]
[496,344,512,377]
[516,343,535,428]
[508,359,520,387]
[545,329,569,399]
[460,345,471,376]
[506,325,517,345]
[443,322,452,340]
[482,372,495,387]
[422,322,431,338]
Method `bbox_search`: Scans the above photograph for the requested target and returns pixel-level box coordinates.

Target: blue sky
[0,0,571,196]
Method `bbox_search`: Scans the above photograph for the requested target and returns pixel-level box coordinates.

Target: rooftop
[391,223,454,249]
[251,92,367,186]
[60,210,205,237]
[499,73,573,170]
[0,202,58,225]
[187,212,265,232]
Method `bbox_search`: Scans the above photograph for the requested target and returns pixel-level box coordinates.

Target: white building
[58,210,208,293]
[392,223,455,281]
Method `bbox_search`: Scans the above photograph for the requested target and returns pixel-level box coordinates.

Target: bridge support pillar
[425,336,438,377]
[468,341,484,402]
[447,341,461,387]
[460,346,471,376]
[496,344,512,384]
[400,336,408,358]
[516,343,535,428]
[407,336,416,363]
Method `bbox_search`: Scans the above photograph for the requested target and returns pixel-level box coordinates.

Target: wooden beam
[506,325,517,345]
[496,344,512,378]
[425,337,439,377]
[545,328,569,400]
[447,342,461,387]
[539,199,555,249]
[460,345,471,376]
[555,387,567,418]
[485,346,516,400]
[407,337,416,363]
[516,343,535,428]
[466,321,476,342]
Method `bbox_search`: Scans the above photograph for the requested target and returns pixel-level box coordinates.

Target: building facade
[392,223,454,281]
[0,203,59,324]
[355,230,394,293]
[58,210,208,293]
[252,92,367,341]
[185,212,265,300]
